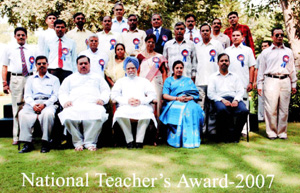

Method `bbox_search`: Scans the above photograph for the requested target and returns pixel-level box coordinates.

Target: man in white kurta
[111,57,157,149]
[19,56,60,153]
[58,56,110,151]
[79,34,109,78]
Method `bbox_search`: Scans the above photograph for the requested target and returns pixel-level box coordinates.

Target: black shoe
[268,137,277,140]
[127,142,134,149]
[136,143,143,149]
[19,143,34,153]
[41,141,50,153]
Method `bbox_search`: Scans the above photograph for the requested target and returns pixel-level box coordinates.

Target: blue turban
[123,56,139,70]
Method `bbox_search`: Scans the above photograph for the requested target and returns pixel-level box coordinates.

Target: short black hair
[185,14,196,21]
[172,60,184,71]
[212,18,221,24]
[114,2,124,9]
[232,29,243,36]
[35,55,48,63]
[145,34,156,43]
[152,13,162,20]
[228,11,238,18]
[174,22,186,28]
[46,13,57,20]
[128,14,138,20]
[54,20,66,27]
[73,12,85,20]
[271,27,284,36]
[76,55,90,64]
[262,40,272,46]
[103,16,112,21]
[218,53,230,63]
[14,27,27,35]
[200,23,211,31]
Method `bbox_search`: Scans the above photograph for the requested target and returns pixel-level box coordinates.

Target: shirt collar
[15,42,28,49]
[173,39,187,45]
[75,27,86,32]
[153,26,162,32]
[100,30,113,35]
[128,28,139,33]
[113,17,126,23]
[217,71,232,76]
[34,72,50,79]
[271,44,285,50]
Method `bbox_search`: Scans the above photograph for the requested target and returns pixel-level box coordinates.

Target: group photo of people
[1,1,298,154]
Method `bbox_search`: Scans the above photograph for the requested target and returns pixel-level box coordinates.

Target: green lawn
[0,123,299,193]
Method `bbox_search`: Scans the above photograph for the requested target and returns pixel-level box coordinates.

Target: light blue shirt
[111,18,129,34]
[24,72,60,107]
[44,36,77,72]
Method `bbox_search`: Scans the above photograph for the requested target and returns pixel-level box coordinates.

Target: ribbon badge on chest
[122,28,128,33]
[133,38,140,50]
[242,37,246,46]
[85,39,89,49]
[99,59,105,71]
[194,37,200,44]
[237,54,245,67]
[209,49,216,62]
[61,48,69,61]
[29,56,35,70]
[161,35,168,46]
[153,57,160,68]
[182,49,189,62]
[110,39,116,50]
[281,55,289,68]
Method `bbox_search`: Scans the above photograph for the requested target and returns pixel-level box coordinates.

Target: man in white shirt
[45,20,77,83]
[121,14,146,56]
[163,22,197,80]
[2,27,36,145]
[224,30,255,136]
[257,28,297,140]
[111,57,157,149]
[66,12,93,54]
[111,2,129,33]
[79,34,109,78]
[184,14,202,44]
[208,53,248,143]
[37,13,57,55]
[18,56,60,153]
[96,16,122,56]
[211,18,230,49]
[58,55,110,151]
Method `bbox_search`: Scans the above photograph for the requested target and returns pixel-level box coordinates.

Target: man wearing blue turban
[111,57,157,148]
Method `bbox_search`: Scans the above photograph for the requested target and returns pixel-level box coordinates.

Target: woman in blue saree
[159,60,205,148]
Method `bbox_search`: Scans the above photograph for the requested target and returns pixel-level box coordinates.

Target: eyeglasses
[37,62,47,65]
[126,67,136,70]
[275,34,284,38]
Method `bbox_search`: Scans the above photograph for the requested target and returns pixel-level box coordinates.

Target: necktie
[189,30,193,41]
[58,38,63,68]
[155,29,159,43]
[20,46,28,76]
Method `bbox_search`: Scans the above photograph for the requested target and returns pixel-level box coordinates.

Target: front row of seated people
[18,53,248,153]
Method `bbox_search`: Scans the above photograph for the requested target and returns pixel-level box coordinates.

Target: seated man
[58,55,110,151]
[19,56,60,153]
[207,53,248,143]
[111,57,157,149]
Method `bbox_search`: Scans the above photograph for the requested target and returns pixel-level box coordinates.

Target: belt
[266,74,288,79]
[34,97,49,100]
[11,72,33,76]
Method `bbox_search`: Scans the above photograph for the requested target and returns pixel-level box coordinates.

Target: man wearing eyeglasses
[257,28,297,140]
[2,27,36,145]
[211,18,230,49]
[18,56,60,153]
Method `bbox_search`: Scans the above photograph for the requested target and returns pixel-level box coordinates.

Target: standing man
[66,12,93,54]
[145,13,172,54]
[2,27,36,145]
[45,20,77,83]
[111,2,129,33]
[58,55,110,151]
[18,56,60,153]
[211,18,230,49]
[96,16,122,56]
[79,34,109,78]
[37,13,57,55]
[184,14,202,44]
[163,22,197,80]
[208,53,248,143]
[224,11,255,56]
[257,28,297,140]
[225,30,255,136]
[121,14,146,56]
[254,40,271,121]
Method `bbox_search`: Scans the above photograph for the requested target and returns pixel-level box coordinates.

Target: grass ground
[0,123,299,193]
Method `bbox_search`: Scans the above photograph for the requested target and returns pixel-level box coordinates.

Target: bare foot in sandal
[75,146,83,151]
[87,146,97,151]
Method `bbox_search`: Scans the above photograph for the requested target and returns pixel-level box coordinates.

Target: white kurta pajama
[58,72,110,148]
[111,76,157,143]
